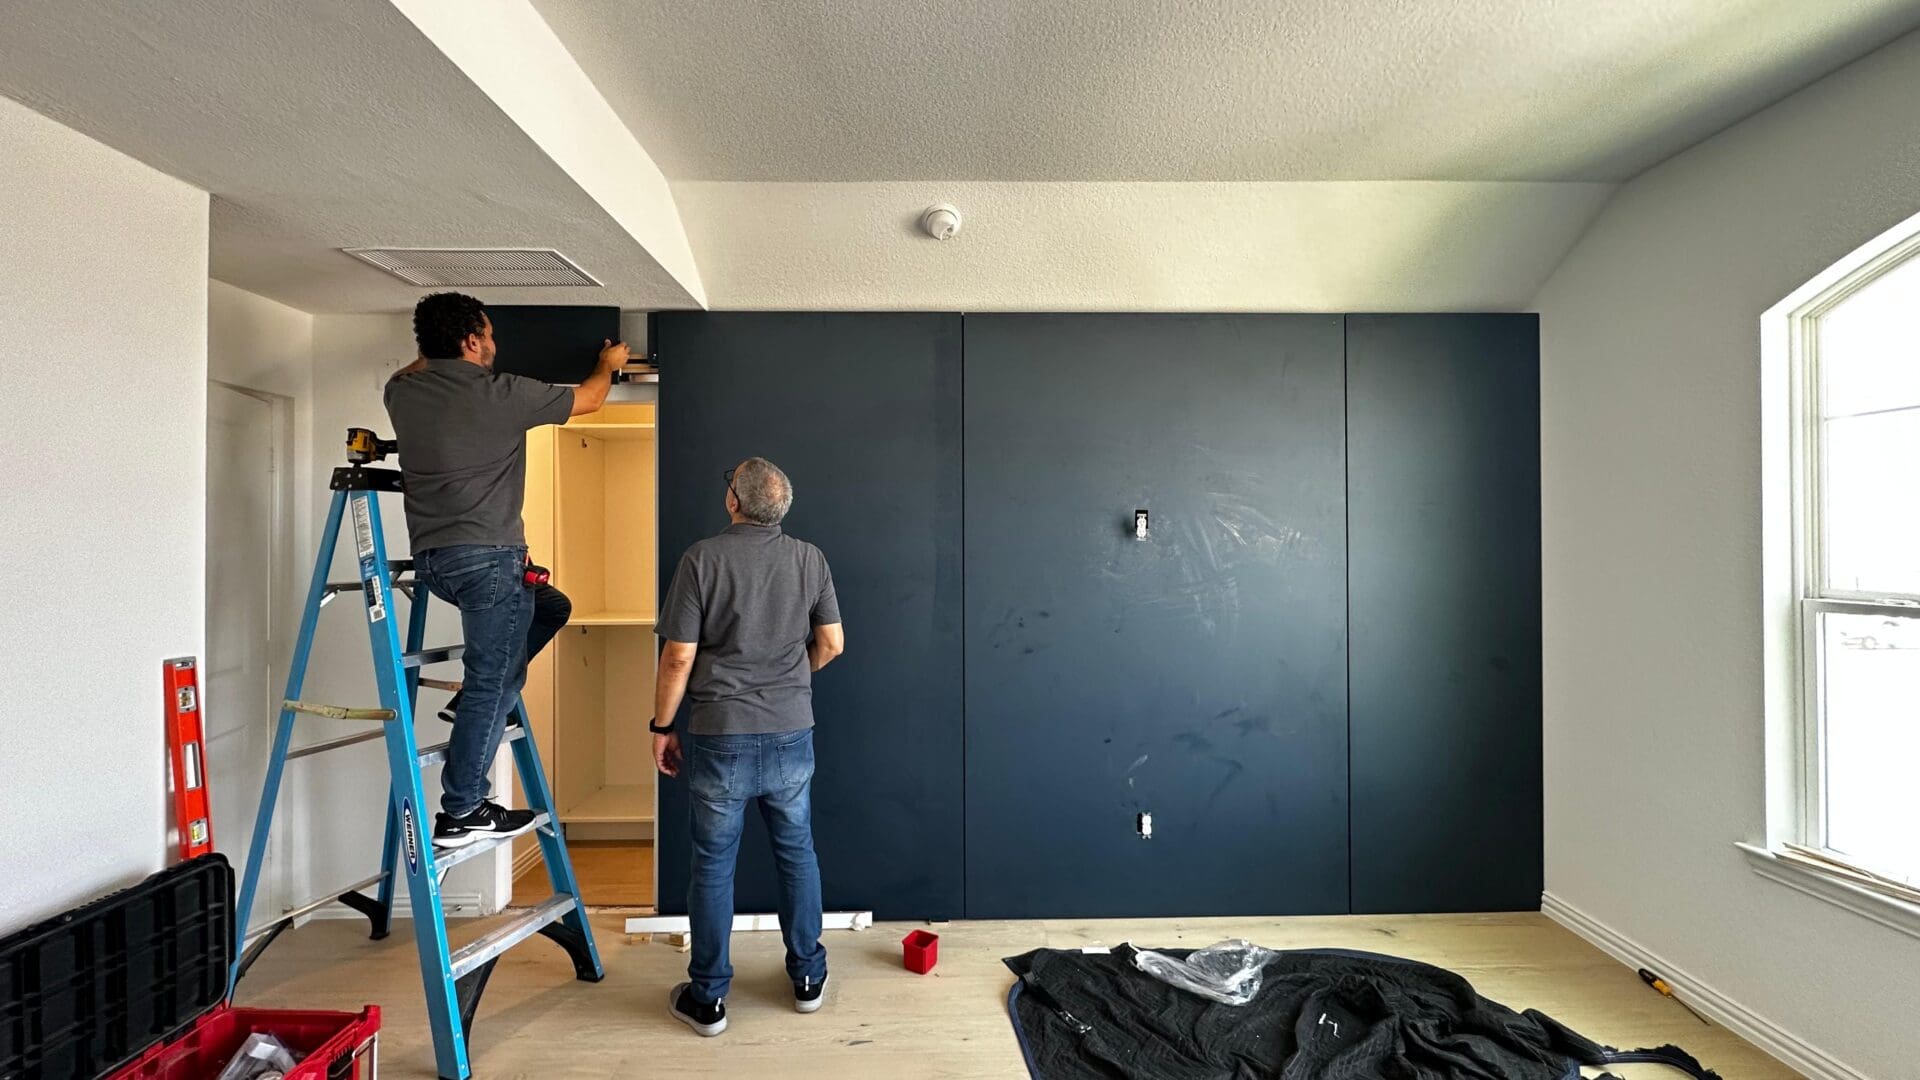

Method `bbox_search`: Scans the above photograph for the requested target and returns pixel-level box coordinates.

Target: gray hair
[733,457,793,525]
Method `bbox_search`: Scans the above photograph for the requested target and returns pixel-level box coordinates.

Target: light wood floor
[234,912,1798,1079]
[516,841,654,908]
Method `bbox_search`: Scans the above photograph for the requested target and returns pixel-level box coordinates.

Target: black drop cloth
[1003,946,1719,1080]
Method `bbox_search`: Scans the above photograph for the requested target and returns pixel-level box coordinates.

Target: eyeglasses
[723,467,737,485]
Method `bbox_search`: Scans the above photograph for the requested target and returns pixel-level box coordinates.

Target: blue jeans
[415,545,532,818]
[687,730,827,1003]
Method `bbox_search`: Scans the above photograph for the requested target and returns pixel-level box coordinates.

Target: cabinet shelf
[561,422,655,442]
[569,611,656,627]
[566,784,655,824]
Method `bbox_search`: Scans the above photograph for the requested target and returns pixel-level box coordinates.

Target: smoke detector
[920,204,963,241]
[342,247,602,288]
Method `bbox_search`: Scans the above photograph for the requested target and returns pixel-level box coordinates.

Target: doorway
[205,381,294,922]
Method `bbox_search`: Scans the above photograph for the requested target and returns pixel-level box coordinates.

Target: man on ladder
[231,291,622,1079]
[385,291,626,847]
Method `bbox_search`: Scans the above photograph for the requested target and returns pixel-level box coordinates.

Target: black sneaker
[794,974,827,1014]
[669,982,727,1037]
[432,801,537,848]
[438,690,519,726]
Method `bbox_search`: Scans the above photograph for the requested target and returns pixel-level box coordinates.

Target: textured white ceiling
[5,1,1915,314]
[0,0,702,313]
[533,0,1920,181]
[675,181,1614,311]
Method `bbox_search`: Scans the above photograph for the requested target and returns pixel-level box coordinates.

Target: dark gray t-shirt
[382,357,573,552]
[658,524,841,735]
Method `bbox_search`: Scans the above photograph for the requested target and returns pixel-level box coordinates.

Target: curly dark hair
[413,292,488,359]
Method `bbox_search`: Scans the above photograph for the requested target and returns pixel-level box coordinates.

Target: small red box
[903,929,939,974]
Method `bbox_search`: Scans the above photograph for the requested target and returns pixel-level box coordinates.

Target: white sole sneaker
[432,819,538,849]
[794,976,827,1013]
[669,983,728,1037]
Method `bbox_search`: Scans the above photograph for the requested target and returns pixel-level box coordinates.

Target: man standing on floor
[653,457,846,1036]
[384,291,626,848]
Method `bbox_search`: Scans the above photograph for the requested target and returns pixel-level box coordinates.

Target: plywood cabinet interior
[519,403,657,890]
[514,424,559,869]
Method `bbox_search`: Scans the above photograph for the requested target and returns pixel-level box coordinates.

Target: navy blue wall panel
[654,313,964,919]
[485,305,620,384]
[961,315,1350,918]
[1346,315,1543,913]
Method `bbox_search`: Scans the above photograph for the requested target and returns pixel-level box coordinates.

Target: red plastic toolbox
[109,1005,378,1080]
[0,853,378,1080]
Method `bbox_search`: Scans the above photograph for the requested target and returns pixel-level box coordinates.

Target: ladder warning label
[351,498,376,560]
[350,498,386,622]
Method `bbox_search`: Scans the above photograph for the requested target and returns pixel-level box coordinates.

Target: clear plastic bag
[1131,939,1279,1006]
[215,1033,299,1080]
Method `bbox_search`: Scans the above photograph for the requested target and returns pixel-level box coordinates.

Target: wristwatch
[648,717,675,735]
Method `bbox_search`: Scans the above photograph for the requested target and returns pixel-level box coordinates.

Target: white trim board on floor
[1540,892,1866,1080]
[624,911,873,934]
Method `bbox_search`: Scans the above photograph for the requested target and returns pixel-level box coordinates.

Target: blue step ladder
[229,430,603,1080]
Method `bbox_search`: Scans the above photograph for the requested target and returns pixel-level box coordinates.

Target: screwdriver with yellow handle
[1638,968,1710,1025]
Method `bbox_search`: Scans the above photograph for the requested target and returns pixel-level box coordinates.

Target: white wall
[209,279,316,641]
[0,96,208,929]
[1532,27,1920,1079]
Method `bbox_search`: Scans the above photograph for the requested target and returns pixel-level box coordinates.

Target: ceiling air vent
[342,247,602,288]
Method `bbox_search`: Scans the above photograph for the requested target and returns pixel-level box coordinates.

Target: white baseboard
[624,910,873,934]
[512,844,541,881]
[1540,892,1868,1080]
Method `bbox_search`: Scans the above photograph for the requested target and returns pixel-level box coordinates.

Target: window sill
[1737,842,1920,942]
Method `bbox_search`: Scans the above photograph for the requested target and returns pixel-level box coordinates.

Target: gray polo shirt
[658,524,841,735]
[382,357,573,552]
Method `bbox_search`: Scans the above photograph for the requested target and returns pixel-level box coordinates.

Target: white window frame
[1751,208,1920,938]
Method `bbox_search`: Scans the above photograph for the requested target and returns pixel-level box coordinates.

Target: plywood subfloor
[234,912,1797,1079]
[516,840,653,908]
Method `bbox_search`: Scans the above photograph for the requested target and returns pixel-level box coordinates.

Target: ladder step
[419,725,526,767]
[433,812,553,873]
[243,872,389,942]
[284,699,396,721]
[449,895,578,979]
[404,644,465,668]
[321,577,416,598]
[287,729,386,760]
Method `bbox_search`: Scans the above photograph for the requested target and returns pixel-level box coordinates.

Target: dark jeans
[687,730,827,1003]
[527,581,571,675]
[414,545,571,817]
[442,582,572,724]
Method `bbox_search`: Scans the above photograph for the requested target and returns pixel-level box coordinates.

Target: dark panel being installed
[486,305,620,384]
[1346,314,1542,913]
[654,312,964,920]
[964,315,1350,919]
